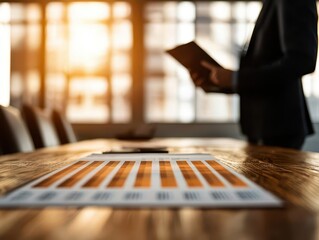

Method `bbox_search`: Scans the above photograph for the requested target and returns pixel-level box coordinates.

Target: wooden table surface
[0,138,318,240]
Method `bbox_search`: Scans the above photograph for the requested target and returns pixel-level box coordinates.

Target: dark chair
[22,105,60,149]
[51,109,77,144]
[0,105,34,154]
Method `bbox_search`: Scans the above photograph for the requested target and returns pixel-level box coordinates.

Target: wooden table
[0,138,318,240]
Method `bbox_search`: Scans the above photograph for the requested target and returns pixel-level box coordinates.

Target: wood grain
[0,138,318,240]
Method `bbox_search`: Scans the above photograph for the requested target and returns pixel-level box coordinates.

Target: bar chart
[0,153,282,208]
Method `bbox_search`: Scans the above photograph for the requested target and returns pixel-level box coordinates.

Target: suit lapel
[244,0,273,57]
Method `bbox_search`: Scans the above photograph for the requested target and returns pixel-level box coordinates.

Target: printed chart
[0,154,282,208]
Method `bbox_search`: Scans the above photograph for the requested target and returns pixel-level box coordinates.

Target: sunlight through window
[0,3,11,107]
[144,1,264,123]
[44,2,132,123]
[2,1,319,124]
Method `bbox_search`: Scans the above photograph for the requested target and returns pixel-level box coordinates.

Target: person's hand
[201,61,234,89]
[188,69,205,87]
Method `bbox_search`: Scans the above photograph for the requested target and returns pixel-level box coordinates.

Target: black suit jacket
[238,0,318,139]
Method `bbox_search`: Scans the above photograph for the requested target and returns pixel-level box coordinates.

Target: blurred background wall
[1,1,318,152]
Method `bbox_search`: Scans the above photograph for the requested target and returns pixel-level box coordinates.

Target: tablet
[166,41,234,94]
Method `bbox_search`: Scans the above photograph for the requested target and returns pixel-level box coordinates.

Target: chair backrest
[51,109,77,144]
[0,105,34,154]
[22,105,60,149]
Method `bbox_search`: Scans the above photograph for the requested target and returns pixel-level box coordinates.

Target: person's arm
[237,0,318,95]
[232,71,238,92]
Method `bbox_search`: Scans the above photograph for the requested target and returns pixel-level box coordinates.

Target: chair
[51,109,77,144]
[22,105,60,149]
[0,105,34,154]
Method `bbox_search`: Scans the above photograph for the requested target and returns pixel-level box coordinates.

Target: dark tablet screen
[166,41,222,72]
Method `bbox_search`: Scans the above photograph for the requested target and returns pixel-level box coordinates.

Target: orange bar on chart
[192,161,224,187]
[159,161,177,187]
[206,161,247,187]
[83,161,119,188]
[57,161,103,188]
[134,161,152,187]
[107,161,135,188]
[33,161,87,188]
[177,161,202,187]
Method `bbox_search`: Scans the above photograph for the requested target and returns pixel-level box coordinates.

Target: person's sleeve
[232,71,238,92]
[237,0,318,95]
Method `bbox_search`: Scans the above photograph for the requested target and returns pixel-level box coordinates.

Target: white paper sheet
[0,153,282,208]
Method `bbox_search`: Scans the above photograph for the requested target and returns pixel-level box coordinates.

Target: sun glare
[68,3,110,73]
[45,2,132,123]
[69,2,110,21]
[69,24,109,73]
[67,2,133,74]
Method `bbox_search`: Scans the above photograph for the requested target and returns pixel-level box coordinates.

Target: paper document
[0,153,282,208]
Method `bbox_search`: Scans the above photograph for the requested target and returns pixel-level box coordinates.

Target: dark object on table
[103,147,168,154]
[115,125,156,141]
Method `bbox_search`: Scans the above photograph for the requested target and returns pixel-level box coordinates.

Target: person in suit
[191,0,318,149]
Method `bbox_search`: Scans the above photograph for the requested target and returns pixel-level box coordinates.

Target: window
[0,3,10,107]
[5,3,42,107]
[46,2,132,123]
[144,1,262,122]
[2,1,319,129]
[303,4,319,121]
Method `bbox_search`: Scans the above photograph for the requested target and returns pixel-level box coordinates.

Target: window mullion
[131,1,145,125]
